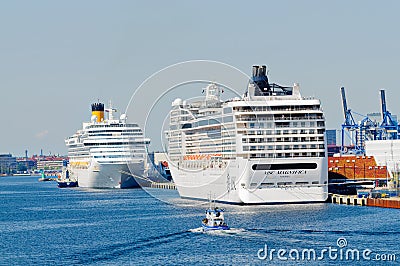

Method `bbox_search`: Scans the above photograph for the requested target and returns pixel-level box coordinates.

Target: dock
[366,197,400,209]
[329,193,400,209]
[330,194,367,206]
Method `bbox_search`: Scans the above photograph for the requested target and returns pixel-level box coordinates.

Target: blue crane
[379,89,399,140]
[341,87,356,128]
[340,87,377,154]
[340,87,359,153]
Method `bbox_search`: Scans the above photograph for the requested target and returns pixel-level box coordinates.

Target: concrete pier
[366,198,400,209]
[330,194,367,206]
[330,193,400,209]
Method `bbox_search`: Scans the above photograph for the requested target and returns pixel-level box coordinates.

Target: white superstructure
[366,139,400,178]
[65,101,150,188]
[167,65,328,204]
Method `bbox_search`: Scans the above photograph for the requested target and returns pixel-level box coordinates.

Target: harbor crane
[378,89,399,140]
[341,87,356,129]
[340,87,377,154]
[340,87,400,154]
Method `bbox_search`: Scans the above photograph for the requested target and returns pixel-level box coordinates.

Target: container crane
[341,87,356,129]
[379,89,399,140]
[341,87,360,154]
[340,87,377,154]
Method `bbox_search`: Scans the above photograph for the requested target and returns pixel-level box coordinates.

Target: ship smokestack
[252,65,259,77]
[91,102,104,122]
[251,65,270,92]
[261,65,266,76]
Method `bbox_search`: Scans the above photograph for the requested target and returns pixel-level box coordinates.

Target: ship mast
[105,100,117,120]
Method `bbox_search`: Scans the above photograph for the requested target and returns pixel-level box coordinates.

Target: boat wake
[188,227,204,233]
[69,230,194,264]
[189,227,246,235]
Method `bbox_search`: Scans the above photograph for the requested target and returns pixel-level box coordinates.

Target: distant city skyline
[1,1,400,156]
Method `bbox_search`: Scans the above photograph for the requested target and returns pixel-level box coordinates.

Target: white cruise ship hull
[166,66,329,204]
[169,157,328,204]
[72,160,145,189]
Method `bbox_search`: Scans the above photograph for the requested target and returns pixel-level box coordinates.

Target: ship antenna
[207,192,212,209]
[213,193,216,208]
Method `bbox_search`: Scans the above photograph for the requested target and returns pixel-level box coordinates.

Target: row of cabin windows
[89,124,139,128]
[88,130,142,134]
[275,121,325,127]
[69,153,90,157]
[93,155,141,159]
[243,144,325,151]
[233,105,321,112]
[84,142,146,146]
[243,136,324,143]
[236,114,324,122]
[178,117,234,129]
[244,123,324,134]
[87,133,143,137]
[251,181,323,187]
[237,129,325,135]
[248,152,325,158]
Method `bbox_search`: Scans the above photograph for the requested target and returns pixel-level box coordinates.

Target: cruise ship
[65,102,150,188]
[166,65,328,204]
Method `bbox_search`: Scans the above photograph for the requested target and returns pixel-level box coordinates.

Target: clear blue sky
[1,1,399,156]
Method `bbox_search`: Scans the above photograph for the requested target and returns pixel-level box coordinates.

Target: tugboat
[201,205,230,231]
[57,167,78,188]
[38,170,55,182]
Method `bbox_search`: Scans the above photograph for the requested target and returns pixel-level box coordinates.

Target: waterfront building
[326,129,338,145]
[16,158,37,171]
[0,154,17,174]
[36,156,68,171]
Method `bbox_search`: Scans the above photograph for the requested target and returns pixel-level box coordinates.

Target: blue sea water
[0,176,399,265]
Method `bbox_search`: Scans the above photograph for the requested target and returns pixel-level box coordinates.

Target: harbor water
[0,176,399,265]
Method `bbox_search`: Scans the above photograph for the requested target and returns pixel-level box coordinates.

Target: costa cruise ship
[65,102,150,188]
[166,65,328,204]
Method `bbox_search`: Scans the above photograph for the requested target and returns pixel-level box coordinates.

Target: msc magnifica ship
[65,102,150,188]
[167,65,328,204]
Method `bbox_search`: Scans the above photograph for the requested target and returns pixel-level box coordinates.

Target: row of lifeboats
[69,161,89,169]
[181,159,227,169]
[183,154,222,161]
[70,161,89,166]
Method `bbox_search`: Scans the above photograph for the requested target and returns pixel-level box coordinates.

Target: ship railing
[236,116,324,122]
[234,106,320,112]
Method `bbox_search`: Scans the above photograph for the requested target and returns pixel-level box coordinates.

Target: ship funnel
[251,65,270,92]
[91,102,104,122]
[252,65,259,77]
[252,65,267,78]
[261,65,267,76]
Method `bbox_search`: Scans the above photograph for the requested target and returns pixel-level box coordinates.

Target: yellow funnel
[91,103,104,122]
